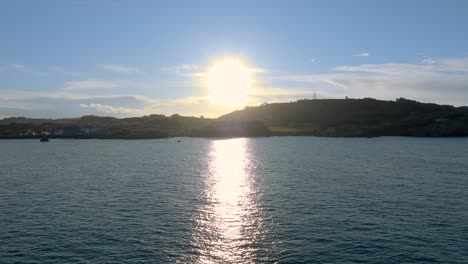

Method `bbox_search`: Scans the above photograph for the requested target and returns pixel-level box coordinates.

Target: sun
[203,58,254,106]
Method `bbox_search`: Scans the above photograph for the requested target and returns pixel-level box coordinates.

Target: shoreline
[2,134,468,140]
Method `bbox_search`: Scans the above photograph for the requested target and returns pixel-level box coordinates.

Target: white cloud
[102,64,140,74]
[353,52,370,57]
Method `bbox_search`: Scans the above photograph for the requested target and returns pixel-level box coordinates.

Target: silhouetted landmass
[219,98,468,137]
[1,98,468,138]
[0,114,213,139]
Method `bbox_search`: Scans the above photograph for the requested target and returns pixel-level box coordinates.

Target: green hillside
[219,98,468,137]
[2,98,468,138]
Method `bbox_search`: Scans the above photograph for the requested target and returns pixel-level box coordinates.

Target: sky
[1,0,468,118]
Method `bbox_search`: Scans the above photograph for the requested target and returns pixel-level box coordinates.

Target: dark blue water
[1,137,467,263]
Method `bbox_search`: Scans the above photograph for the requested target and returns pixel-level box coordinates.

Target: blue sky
[1,0,468,118]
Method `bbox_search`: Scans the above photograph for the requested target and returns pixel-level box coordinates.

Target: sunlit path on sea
[2,138,468,263]
[180,138,275,263]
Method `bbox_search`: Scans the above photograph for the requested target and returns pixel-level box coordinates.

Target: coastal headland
[2,98,468,139]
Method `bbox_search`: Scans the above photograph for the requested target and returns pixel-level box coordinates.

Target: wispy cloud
[0,100,40,110]
[50,65,80,76]
[0,91,153,118]
[0,86,310,118]
[353,52,370,57]
[102,64,140,74]
[164,96,207,106]
[161,64,199,75]
[282,57,468,106]
[0,63,39,74]
[0,90,151,103]
[0,88,215,118]
[248,87,313,97]
[1,63,80,76]
[4,57,468,118]
[421,57,435,64]
[80,103,142,115]
[11,64,26,70]
[246,87,316,105]
[62,80,122,91]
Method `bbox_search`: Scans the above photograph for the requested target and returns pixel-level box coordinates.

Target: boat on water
[40,135,49,142]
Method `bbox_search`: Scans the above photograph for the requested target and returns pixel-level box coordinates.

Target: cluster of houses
[20,126,108,137]
[54,126,100,136]
[15,124,166,138]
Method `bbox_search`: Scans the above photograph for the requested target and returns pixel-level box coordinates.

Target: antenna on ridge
[313,92,318,100]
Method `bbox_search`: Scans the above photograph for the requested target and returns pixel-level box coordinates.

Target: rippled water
[1,137,467,263]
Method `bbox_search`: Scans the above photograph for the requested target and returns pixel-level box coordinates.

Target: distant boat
[40,135,49,142]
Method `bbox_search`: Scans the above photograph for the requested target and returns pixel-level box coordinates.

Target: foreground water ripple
[1,137,467,263]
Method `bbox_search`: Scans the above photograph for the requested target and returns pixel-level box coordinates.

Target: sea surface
[1,137,467,263]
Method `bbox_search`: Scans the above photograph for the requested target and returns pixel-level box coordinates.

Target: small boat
[40,135,49,142]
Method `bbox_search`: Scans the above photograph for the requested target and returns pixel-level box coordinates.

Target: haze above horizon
[1,0,468,118]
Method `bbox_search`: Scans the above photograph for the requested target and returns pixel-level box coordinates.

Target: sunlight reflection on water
[188,138,269,263]
[3,138,468,263]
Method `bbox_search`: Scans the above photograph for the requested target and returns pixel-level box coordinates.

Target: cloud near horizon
[0,85,315,118]
[80,103,143,115]
[283,57,468,106]
[63,80,122,91]
[1,57,468,118]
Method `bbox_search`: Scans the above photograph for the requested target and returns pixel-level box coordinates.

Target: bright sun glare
[203,58,254,107]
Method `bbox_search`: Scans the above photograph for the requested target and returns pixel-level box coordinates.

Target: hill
[0,114,215,138]
[2,97,468,138]
[219,98,468,137]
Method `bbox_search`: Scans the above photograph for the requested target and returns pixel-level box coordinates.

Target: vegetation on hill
[219,98,468,137]
[1,97,468,138]
[0,114,214,138]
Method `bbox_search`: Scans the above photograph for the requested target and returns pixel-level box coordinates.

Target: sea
[1,137,467,263]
